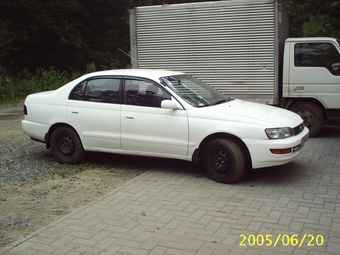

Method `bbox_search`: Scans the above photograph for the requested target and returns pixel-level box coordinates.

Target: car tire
[289,101,323,137]
[203,138,245,184]
[50,126,84,164]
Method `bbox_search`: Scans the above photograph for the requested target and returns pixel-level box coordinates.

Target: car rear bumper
[22,120,50,143]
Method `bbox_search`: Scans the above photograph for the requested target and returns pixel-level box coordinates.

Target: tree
[77,0,152,70]
[0,0,153,74]
[285,0,340,38]
[0,0,339,75]
[0,0,86,73]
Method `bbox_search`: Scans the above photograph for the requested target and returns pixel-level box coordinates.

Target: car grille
[294,123,304,136]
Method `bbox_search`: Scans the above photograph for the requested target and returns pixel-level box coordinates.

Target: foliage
[1,0,338,75]
[284,0,340,38]
[86,62,96,74]
[0,67,69,103]
[0,0,339,105]
[0,0,153,74]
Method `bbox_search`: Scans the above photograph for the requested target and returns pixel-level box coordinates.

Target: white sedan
[22,69,309,183]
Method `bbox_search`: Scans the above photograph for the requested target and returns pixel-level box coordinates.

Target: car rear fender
[45,123,80,149]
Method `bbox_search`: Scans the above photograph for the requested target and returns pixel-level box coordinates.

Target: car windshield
[160,74,233,107]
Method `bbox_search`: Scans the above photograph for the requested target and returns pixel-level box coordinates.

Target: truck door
[288,42,340,109]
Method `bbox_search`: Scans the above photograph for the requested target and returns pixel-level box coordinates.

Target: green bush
[86,62,96,73]
[0,63,113,104]
[0,67,70,104]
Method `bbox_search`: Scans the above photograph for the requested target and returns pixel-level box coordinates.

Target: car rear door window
[69,78,121,103]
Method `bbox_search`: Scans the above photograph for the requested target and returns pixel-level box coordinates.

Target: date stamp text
[239,234,324,247]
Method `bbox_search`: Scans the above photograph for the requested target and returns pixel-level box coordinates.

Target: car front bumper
[245,128,309,169]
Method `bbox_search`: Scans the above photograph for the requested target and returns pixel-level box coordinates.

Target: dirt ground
[0,104,145,248]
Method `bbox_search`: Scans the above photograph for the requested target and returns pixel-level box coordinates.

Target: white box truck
[129,0,340,136]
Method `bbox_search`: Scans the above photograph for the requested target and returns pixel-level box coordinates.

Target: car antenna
[117,47,147,69]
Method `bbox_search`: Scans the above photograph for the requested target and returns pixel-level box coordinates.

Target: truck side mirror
[330,55,340,74]
[331,62,340,73]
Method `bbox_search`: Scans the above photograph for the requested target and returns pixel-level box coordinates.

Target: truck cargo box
[129,0,289,104]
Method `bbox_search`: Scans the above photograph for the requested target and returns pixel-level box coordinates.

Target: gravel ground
[0,103,148,248]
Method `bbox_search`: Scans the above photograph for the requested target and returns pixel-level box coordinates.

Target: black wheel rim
[209,148,230,177]
[297,110,314,128]
[58,135,75,156]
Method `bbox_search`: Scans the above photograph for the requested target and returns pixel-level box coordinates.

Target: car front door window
[124,79,171,107]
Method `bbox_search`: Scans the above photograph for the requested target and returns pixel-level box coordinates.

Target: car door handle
[125,116,135,120]
[70,111,79,114]
[295,86,304,91]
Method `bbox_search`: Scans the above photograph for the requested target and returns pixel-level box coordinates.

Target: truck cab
[282,37,340,136]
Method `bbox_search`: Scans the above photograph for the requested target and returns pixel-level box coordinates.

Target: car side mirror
[161,99,182,110]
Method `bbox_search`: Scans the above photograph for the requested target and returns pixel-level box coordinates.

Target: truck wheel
[203,138,245,184]
[50,126,84,164]
[289,101,323,137]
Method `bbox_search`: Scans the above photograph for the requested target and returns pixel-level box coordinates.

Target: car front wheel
[203,138,245,184]
[50,126,84,164]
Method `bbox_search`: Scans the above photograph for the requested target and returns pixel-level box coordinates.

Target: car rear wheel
[50,126,84,164]
[203,138,245,184]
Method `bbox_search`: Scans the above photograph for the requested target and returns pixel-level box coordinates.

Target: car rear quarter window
[69,78,121,103]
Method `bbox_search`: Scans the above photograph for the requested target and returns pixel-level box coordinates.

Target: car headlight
[265,127,294,139]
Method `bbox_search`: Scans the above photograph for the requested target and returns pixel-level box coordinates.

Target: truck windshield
[160,74,232,107]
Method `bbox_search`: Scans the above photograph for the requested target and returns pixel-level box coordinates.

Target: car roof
[82,69,185,80]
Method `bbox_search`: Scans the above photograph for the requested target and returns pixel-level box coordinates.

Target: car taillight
[24,105,27,115]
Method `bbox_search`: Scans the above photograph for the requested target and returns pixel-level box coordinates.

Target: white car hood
[197,99,303,128]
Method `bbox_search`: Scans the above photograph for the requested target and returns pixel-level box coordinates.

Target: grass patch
[50,163,94,178]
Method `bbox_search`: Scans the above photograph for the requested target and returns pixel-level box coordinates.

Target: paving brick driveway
[1,125,340,255]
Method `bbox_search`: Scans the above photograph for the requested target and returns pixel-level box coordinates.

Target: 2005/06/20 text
[239,234,324,247]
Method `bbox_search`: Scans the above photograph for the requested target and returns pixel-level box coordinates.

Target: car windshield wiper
[212,99,228,105]
[212,97,235,105]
